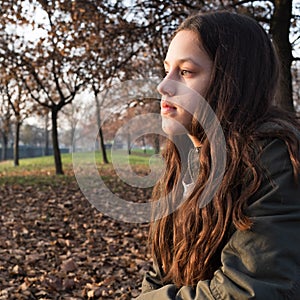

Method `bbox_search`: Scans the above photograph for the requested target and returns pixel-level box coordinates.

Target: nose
[157,77,176,97]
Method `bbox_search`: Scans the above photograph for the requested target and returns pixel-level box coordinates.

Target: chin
[161,118,188,136]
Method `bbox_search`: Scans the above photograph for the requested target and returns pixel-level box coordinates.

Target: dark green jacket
[135,138,300,299]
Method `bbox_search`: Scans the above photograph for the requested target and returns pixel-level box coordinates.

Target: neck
[188,134,202,148]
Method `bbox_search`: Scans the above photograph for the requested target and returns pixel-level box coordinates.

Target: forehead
[165,30,206,63]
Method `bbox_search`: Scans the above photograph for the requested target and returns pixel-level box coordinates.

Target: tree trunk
[154,135,160,154]
[51,108,64,175]
[13,121,21,166]
[270,0,294,111]
[44,112,50,156]
[127,132,131,155]
[98,126,109,163]
[142,136,146,154]
[1,133,8,161]
[71,125,76,153]
[95,94,108,164]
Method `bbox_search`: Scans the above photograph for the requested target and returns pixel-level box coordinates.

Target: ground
[0,176,151,299]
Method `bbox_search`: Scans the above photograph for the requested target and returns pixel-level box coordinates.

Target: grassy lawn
[0,150,160,186]
[0,154,72,186]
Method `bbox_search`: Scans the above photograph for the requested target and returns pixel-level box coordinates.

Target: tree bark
[127,132,131,155]
[1,133,8,161]
[270,0,294,111]
[95,93,109,164]
[13,121,21,166]
[44,112,50,156]
[98,126,109,163]
[154,135,160,154]
[51,108,64,175]
[142,136,146,154]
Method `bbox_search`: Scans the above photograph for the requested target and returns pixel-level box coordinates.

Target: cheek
[191,77,211,98]
[180,94,200,116]
[179,109,194,127]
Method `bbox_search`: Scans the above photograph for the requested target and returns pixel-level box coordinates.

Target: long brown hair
[150,11,300,287]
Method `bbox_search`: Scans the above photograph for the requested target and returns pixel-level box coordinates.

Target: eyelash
[180,70,192,76]
[164,69,192,76]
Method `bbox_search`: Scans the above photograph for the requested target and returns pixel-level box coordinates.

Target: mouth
[161,101,177,114]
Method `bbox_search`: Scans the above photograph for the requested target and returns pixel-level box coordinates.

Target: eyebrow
[164,58,202,67]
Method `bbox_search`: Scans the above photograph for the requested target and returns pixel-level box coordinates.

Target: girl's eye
[180,70,192,76]
[164,69,193,77]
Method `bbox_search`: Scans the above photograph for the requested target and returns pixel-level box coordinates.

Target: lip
[161,101,177,115]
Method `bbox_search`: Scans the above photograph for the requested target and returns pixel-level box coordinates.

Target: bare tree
[69,0,146,163]
[3,78,29,166]
[0,0,87,174]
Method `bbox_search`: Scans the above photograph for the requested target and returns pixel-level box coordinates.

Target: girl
[136,11,300,300]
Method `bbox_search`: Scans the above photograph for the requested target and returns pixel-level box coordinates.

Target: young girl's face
[158,30,213,137]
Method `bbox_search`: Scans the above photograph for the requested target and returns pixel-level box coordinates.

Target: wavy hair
[150,11,300,287]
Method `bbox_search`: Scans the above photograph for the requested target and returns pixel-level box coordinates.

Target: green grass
[0,150,159,186]
[0,173,76,187]
[0,154,73,186]
[0,153,70,174]
[74,149,158,167]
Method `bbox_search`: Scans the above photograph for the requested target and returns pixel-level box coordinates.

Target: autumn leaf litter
[0,174,151,299]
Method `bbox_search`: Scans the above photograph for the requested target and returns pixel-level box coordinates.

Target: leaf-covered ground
[0,174,151,299]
